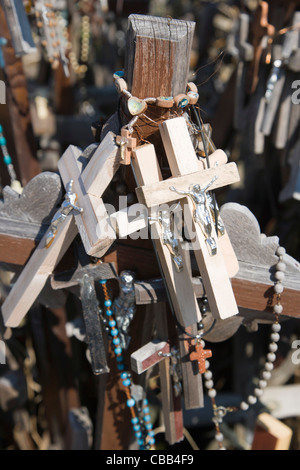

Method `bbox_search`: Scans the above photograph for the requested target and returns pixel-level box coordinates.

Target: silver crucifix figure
[45,179,83,248]
[206,192,225,237]
[150,208,183,273]
[170,176,218,256]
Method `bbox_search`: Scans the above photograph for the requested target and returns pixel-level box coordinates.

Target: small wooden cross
[189,341,212,375]
[116,129,137,165]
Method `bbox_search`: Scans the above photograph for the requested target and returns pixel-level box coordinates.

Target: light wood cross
[2,132,121,328]
[135,116,240,322]
[130,138,205,417]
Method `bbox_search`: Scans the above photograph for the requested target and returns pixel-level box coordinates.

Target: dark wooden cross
[189,342,212,375]
[246,1,275,95]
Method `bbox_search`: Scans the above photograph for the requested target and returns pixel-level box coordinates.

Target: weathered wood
[155,302,184,445]
[2,217,77,327]
[0,172,63,225]
[125,15,195,99]
[221,203,300,319]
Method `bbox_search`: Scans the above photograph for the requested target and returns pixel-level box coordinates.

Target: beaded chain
[199,245,286,450]
[0,125,22,193]
[99,279,156,450]
[113,71,199,134]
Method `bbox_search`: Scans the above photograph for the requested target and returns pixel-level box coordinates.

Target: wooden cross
[136,116,240,322]
[2,0,36,56]
[129,118,239,424]
[116,129,137,166]
[246,1,275,95]
[189,342,212,375]
[1,133,121,328]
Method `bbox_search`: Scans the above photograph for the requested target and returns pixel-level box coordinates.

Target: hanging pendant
[127,97,148,116]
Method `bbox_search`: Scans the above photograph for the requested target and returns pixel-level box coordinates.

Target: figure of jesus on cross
[170,176,218,256]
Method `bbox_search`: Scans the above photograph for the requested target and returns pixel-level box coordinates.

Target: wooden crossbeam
[135,163,240,209]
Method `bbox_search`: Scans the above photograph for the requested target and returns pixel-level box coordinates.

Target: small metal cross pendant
[189,341,212,374]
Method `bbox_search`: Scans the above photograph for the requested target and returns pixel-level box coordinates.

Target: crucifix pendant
[189,340,212,375]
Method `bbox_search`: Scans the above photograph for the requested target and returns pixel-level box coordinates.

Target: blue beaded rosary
[0,124,22,193]
[100,279,156,450]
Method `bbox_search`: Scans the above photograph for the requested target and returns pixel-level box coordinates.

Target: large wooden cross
[1,133,121,328]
